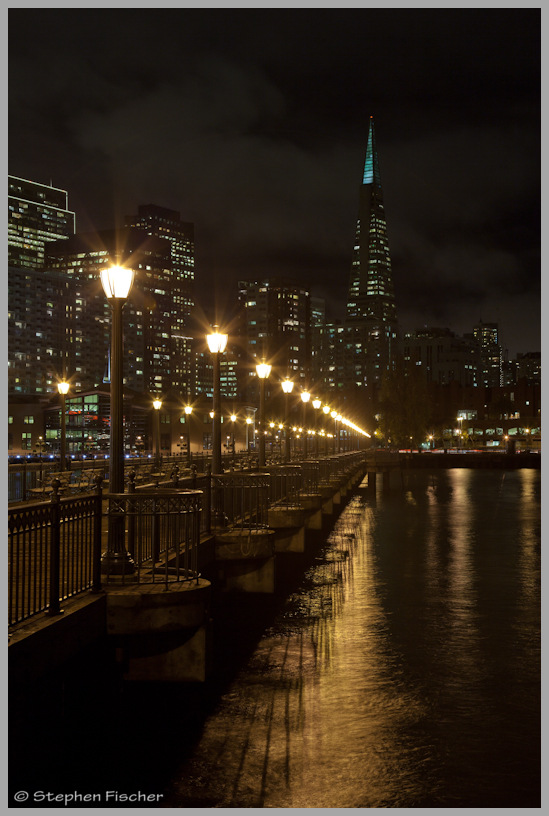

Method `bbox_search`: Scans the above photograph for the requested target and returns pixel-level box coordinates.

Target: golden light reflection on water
[165,471,540,808]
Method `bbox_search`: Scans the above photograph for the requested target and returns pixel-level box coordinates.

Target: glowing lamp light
[281,379,294,394]
[323,405,330,415]
[246,417,252,425]
[100,265,135,300]
[206,327,228,354]
[230,414,237,422]
[301,391,311,404]
[256,362,272,379]
[57,381,70,395]
[312,399,321,410]
[184,405,192,415]
[331,410,337,419]
[153,399,162,411]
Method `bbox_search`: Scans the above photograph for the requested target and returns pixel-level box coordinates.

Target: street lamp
[100,263,135,576]
[281,378,294,462]
[230,414,237,465]
[323,405,331,455]
[184,405,192,464]
[300,390,310,459]
[336,414,342,453]
[256,361,271,467]
[312,398,321,457]
[246,416,253,454]
[57,380,70,472]
[153,398,162,468]
[206,326,228,474]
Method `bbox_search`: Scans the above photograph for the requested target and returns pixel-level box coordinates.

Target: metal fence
[8,479,102,626]
[8,452,369,627]
[105,489,202,586]
[210,472,270,532]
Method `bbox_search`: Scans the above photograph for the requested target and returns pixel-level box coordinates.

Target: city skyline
[8,9,540,357]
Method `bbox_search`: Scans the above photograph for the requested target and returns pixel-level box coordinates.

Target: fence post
[127,471,136,560]
[92,474,103,593]
[47,479,63,616]
[205,464,212,535]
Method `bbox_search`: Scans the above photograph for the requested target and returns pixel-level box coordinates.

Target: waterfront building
[344,117,399,392]
[400,327,478,387]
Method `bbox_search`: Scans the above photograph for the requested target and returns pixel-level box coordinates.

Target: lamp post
[301,390,310,459]
[336,414,341,453]
[256,361,271,467]
[57,380,69,472]
[323,405,331,454]
[100,263,135,575]
[184,405,192,464]
[312,398,321,457]
[281,378,294,462]
[246,416,252,454]
[153,398,162,469]
[207,326,228,474]
[230,414,237,466]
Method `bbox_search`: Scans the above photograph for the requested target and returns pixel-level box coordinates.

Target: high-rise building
[124,205,195,396]
[8,175,75,269]
[8,175,76,394]
[237,277,312,400]
[45,227,178,396]
[345,117,398,392]
[472,320,503,387]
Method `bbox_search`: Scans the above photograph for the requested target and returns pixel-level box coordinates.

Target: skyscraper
[237,277,311,401]
[8,175,75,394]
[124,205,195,396]
[8,175,75,269]
[345,117,398,393]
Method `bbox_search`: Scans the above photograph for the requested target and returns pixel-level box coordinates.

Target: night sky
[8,8,540,357]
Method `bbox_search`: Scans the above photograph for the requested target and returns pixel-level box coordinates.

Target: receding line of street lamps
[100,262,136,576]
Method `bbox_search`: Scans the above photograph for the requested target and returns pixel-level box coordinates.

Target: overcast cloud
[8,8,540,356]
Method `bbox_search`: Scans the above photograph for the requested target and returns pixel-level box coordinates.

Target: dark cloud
[8,8,540,356]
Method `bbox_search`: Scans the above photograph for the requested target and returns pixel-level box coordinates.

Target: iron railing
[210,471,270,532]
[8,478,103,627]
[105,489,202,586]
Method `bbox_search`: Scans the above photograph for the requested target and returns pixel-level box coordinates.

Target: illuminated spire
[362,116,381,187]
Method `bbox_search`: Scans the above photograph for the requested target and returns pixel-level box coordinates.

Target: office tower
[8,175,75,394]
[124,205,195,396]
[8,175,75,269]
[237,277,311,400]
[345,117,398,391]
[472,320,503,387]
[8,266,73,394]
[45,227,177,395]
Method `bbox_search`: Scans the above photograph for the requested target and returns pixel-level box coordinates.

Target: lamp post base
[101,550,135,577]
